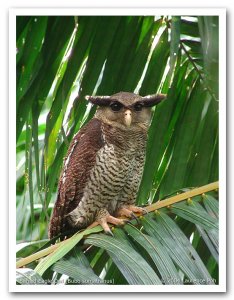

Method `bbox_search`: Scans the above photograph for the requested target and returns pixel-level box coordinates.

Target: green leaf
[97,17,148,94]
[180,18,199,37]
[138,59,189,203]
[171,201,218,232]
[168,16,181,84]
[196,225,219,263]
[52,247,102,284]
[139,28,169,95]
[104,259,128,284]
[35,226,103,276]
[16,17,75,142]
[88,248,109,276]
[125,224,182,284]
[16,240,49,258]
[202,194,219,219]
[17,17,48,103]
[85,233,162,285]
[142,212,214,284]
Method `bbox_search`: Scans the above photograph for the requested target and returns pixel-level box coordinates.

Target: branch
[145,181,218,212]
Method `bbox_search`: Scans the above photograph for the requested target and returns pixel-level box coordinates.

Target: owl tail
[48,193,64,240]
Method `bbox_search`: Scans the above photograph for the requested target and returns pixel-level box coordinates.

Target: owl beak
[124,109,132,127]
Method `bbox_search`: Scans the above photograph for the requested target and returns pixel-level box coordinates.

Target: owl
[48,92,165,239]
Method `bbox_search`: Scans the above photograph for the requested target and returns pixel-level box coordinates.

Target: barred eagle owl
[49,92,165,239]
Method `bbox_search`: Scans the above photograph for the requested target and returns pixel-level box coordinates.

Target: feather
[142,94,166,106]
[48,118,104,239]
[85,95,111,106]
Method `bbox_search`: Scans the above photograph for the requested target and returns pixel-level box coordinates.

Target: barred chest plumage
[67,122,147,228]
[99,122,147,193]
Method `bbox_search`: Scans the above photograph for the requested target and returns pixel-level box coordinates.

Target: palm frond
[16,183,219,285]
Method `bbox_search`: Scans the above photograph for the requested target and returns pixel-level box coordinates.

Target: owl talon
[105,229,114,237]
[130,212,139,221]
[142,207,148,215]
[97,214,126,234]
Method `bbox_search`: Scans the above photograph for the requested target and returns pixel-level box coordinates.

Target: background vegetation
[16,15,219,285]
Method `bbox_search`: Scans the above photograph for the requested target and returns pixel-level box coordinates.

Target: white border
[9,8,226,293]
[12,7,226,16]
[218,10,226,292]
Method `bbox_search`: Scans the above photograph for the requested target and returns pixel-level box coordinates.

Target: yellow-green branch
[16,181,219,269]
[145,181,219,212]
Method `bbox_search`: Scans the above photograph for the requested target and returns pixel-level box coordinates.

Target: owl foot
[98,215,127,236]
[116,205,148,219]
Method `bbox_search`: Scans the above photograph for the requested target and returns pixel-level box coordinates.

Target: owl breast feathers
[49,92,166,239]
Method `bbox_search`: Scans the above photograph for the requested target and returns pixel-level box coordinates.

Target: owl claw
[97,215,126,235]
[125,220,134,225]
[105,229,114,237]
[127,212,140,225]
[141,207,148,215]
[130,212,138,220]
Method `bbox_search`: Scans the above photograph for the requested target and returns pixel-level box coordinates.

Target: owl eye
[110,102,123,112]
[134,103,143,111]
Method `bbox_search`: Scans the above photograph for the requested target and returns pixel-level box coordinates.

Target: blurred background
[16,15,219,242]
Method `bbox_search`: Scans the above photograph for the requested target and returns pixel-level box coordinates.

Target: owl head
[85,92,166,129]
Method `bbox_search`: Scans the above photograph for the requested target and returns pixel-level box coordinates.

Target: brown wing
[48,118,104,239]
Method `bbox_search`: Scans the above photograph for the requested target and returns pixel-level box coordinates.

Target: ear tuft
[142,94,166,107]
[85,95,111,106]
